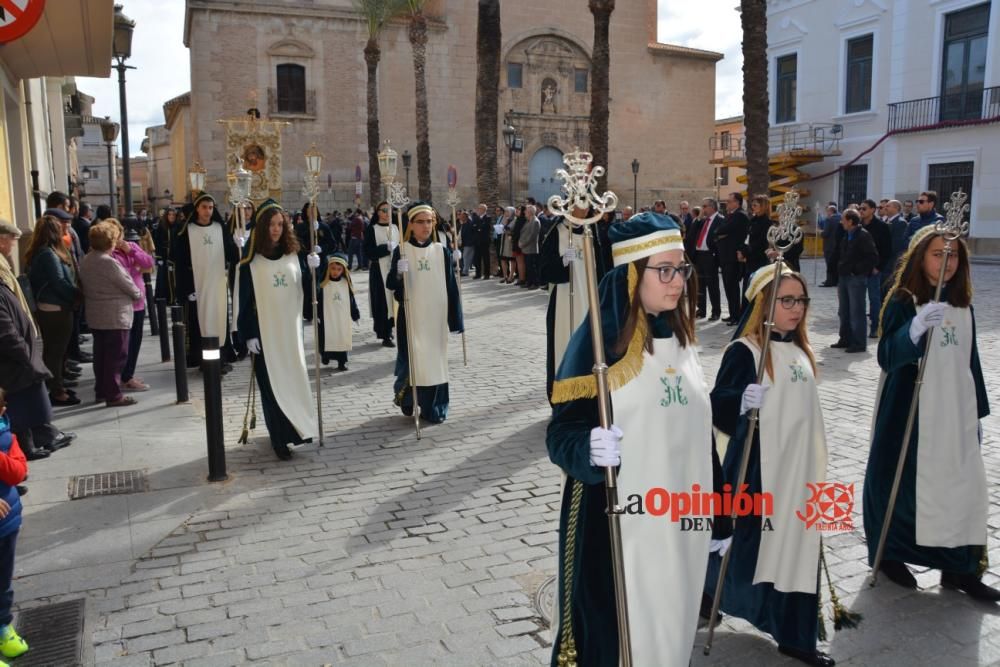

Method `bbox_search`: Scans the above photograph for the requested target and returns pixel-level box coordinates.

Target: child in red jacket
[0,388,29,665]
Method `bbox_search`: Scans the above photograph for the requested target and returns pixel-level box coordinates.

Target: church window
[575,69,588,93]
[508,63,523,89]
[276,64,307,114]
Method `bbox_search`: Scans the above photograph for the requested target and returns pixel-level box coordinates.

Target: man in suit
[858,198,892,338]
[832,209,878,353]
[684,198,723,320]
[716,192,750,324]
[472,204,492,280]
[819,204,841,287]
[884,199,908,279]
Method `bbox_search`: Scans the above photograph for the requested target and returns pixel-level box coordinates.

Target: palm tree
[475,0,502,207]
[356,0,405,206]
[741,0,769,198]
[406,0,433,201]
[588,0,615,192]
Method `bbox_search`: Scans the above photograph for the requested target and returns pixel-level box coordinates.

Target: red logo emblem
[0,0,46,45]
[796,482,855,532]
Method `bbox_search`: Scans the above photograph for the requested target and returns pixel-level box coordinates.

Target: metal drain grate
[68,470,147,500]
[15,598,85,666]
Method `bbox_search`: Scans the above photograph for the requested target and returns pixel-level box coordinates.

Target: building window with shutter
[776,54,797,124]
[276,64,306,114]
[845,35,873,113]
[574,69,588,93]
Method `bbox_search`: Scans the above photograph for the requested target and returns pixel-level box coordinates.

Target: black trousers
[721,261,743,320]
[824,254,839,285]
[694,250,720,316]
[474,242,491,278]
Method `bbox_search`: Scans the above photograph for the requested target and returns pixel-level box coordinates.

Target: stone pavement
[13,258,1000,666]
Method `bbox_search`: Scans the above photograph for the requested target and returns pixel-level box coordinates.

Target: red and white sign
[0,0,45,44]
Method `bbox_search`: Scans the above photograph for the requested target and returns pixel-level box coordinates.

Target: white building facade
[767,0,1000,251]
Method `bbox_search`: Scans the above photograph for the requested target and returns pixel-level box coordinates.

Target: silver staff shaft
[449,204,468,366]
[396,207,422,439]
[580,227,633,667]
[308,201,324,446]
[704,254,786,655]
[568,223,575,329]
[869,237,954,585]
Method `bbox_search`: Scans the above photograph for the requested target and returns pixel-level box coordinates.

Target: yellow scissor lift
[710,123,843,256]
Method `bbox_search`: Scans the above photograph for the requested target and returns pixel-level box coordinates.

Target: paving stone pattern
[15,260,1000,666]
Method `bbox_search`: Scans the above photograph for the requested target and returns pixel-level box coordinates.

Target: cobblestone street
[16,258,1000,666]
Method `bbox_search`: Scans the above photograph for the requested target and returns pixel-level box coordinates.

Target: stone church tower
[183,0,722,209]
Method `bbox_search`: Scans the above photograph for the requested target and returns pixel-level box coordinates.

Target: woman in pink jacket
[108,219,154,391]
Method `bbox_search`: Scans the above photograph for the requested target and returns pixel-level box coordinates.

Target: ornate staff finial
[770,190,804,251]
[388,181,409,211]
[547,147,618,226]
[940,189,971,240]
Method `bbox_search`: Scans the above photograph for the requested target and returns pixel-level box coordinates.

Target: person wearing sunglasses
[904,191,944,244]
[547,212,729,666]
[705,265,833,667]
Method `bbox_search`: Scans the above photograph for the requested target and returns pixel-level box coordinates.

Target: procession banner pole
[869,189,970,585]
[704,190,804,656]
[445,167,468,366]
[304,146,325,447]
[389,180,421,439]
[548,149,631,667]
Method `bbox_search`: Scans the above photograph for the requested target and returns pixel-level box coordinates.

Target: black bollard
[170,306,189,403]
[201,336,228,482]
[157,299,170,362]
[145,275,158,336]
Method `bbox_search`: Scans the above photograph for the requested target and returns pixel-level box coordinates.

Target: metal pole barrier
[200,336,228,482]
[157,298,170,362]
[145,275,158,336]
[170,305,189,403]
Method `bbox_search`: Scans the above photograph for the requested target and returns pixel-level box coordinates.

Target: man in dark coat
[472,204,492,280]
[819,204,841,287]
[832,209,878,353]
[858,198,893,337]
[685,198,723,320]
[716,192,750,324]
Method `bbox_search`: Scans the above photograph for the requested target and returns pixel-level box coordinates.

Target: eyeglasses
[378,207,389,213]
[916,199,928,204]
[777,296,810,310]
[645,263,693,283]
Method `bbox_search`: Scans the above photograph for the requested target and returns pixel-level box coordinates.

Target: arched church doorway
[528,146,564,205]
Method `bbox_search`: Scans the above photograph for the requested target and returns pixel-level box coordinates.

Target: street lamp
[100,116,120,214]
[402,150,412,194]
[188,161,207,197]
[503,115,516,205]
[112,4,136,215]
[631,158,640,212]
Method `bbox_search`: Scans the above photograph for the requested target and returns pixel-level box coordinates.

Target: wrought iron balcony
[887,86,1000,133]
[709,123,843,163]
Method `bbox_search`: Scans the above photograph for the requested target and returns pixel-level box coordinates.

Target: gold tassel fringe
[821,542,862,632]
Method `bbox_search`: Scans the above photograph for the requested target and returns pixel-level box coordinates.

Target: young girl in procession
[706,265,833,667]
[547,212,728,666]
[864,225,998,600]
[237,201,318,461]
[318,253,360,372]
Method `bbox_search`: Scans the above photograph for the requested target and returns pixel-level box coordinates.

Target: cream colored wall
[186,0,717,210]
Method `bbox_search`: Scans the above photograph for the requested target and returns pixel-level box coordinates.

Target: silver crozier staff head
[446,187,459,209]
[388,181,409,210]
[769,190,805,253]
[547,148,619,227]
[939,189,971,241]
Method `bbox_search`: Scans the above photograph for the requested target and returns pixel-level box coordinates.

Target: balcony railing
[709,122,843,162]
[267,88,317,118]
[887,86,1000,133]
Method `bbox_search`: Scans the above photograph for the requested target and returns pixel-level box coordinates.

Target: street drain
[535,575,556,625]
[68,470,147,500]
[15,598,85,666]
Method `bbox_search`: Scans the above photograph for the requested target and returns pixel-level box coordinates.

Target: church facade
[182,0,723,211]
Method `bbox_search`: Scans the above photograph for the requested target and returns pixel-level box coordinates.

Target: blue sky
[76,0,744,156]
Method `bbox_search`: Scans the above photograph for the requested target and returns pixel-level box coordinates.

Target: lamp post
[402,150,412,195]
[631,158,640,212]
[112,4,136,215]
[502,116,516,205]
[715,174,723,202]
[100,117,120,214]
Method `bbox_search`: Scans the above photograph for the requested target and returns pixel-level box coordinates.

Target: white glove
[740,383,769,415]
[909,301,947,344]
[156,260,164,266]
[188,292,197,302]
[233,234,246,249]
[710,537,733,556]
[388,240,399,253]
[246,338,261,355]
[590,425,623,468]
[453,249,462,263]
[307,253,321,269]
[397,258,410,274]
[313,220,320,231]
[562,248,577,266]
